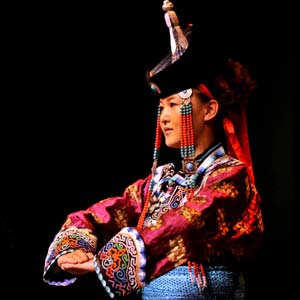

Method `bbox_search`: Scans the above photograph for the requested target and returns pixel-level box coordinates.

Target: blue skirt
[140,266,245,300]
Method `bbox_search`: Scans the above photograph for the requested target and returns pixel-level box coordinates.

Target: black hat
[147,4,231,98]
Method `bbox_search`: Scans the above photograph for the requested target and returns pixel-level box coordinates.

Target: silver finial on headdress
[162,0,189,62]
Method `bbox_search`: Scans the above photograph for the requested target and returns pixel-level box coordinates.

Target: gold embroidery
[257,210,264,231]
[88,211,104,224]
[210,167,233,177]
[168,237,187,266]
[125,184,141,203]
[192,194,207,204]
[233,220,251,234]
[149,218,163,230]
[217,208,229,236]
[211,180,239,198]
[113,209,129,228]
[180,206,204,229]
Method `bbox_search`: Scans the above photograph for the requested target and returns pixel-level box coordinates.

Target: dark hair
[211,59,256,116]
[196,59,256,147]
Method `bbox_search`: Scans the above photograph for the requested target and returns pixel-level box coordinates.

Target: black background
[2,0,296,299]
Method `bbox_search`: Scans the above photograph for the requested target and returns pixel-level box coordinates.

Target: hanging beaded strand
[137,105,162,231]
[179,90,194,160]
[188,261,207,291]
[152,105,163,173]
[178,89,197,201]
[179,86,207,293]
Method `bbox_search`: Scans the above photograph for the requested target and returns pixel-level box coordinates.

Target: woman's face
[159,90,208,149]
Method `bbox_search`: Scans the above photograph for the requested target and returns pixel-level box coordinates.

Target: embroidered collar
[151,143,226,197]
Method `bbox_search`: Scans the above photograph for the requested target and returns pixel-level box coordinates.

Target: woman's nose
[160,112,169,125]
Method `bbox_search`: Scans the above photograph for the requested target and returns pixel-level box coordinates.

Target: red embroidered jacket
[43,144,264,298]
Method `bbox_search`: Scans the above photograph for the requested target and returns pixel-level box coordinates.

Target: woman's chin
[165,141,180,149]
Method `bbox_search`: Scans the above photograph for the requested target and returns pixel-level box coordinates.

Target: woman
[43,1,263,299]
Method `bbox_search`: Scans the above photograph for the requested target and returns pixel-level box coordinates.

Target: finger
[87,252,94,259]
[71,251,93,263]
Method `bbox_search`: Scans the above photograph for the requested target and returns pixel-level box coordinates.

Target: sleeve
[43,175,151,287]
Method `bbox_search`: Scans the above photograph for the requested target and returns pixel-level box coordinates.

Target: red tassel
[188,261,207,290]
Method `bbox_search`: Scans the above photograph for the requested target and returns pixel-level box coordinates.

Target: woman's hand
[57,249,95,275]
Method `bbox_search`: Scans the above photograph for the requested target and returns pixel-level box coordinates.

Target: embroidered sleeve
[43,227,97,286]
[93,227,146,299]
[43,176,151,287]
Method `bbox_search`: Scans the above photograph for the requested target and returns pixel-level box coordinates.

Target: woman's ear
[204,99,219,121]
